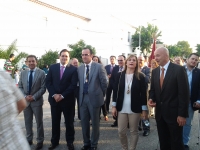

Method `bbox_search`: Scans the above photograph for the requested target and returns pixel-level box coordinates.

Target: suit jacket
[141,66,150,90]
[113,71,147,113]
[46,63,78,106]
[105,64,118,88]
[188,67,200,111]
[18,68,46,107]
[110,65,120,88]
[149,62,189,123]
[78,62,107,107]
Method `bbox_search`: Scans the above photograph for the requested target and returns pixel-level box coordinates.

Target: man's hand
[25,95,32,102]
[148,99,156,107]
[177,116,186,126]
[53,94,60,102]
[107,74,111,78]
[193,102,200,108]
[112,107,117,118]
[57,94,64,102]
[29,95,34,102]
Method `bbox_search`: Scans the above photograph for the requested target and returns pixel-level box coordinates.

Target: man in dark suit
[138,56,151,136]
[19,55,46,150]
[110,55,126,127]
[105,55,117,112]
[78,48,107,150]
[183,53,200,150]
[148,47,189,150]
[46,49,78,150]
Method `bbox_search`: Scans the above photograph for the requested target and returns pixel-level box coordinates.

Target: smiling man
[46,49,78,150]
[18,55,46,150]
[148,47,189,150]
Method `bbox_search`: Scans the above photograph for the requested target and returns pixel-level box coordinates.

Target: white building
[0,0,136,65]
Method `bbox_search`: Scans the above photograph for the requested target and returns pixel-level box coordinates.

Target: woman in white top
[112,54,148,150]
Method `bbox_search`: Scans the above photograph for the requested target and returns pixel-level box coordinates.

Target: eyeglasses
[81,54,90,56]
[118,60,123,62]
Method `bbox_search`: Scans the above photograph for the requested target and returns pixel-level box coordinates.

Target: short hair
[82,47,93,55]
[188,53,199,59]
[110,55,116,59]
[9,54,14,58]
[60,49,70,57]
[118,55,126,60]
[26,55,38,62]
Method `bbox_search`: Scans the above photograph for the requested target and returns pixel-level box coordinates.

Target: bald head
[71,58,79,67]
[154,47,169,66]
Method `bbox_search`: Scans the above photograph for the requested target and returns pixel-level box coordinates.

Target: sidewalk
[17,92,200,150]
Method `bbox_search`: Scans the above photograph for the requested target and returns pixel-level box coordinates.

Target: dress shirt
[160,61,170,77]
[185,66,200,103]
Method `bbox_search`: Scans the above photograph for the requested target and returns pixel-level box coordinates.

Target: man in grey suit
[78,48,107,150]
[19,55,46,150]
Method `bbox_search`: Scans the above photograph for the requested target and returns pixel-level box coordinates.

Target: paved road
[17,92,200,150]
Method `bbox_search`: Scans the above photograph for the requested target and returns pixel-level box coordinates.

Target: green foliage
[37,50,59,69]
[68,40,96,63]
[132,23,162,55]
[196,44,200,55]
[167,41,192,58]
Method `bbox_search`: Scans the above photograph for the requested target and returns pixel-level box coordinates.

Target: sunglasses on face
[81,54,90,56]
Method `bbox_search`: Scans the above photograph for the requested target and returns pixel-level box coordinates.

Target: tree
[196,44,200,55]
[68,40,96,63]
[177,41,192,57]
[167,45,181,58]
[37,50,59,69]
[132,23,162,56]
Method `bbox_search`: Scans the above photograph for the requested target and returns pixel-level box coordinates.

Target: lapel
[89,62,96,82]
[32,68,39,88]
[191,67,197,94]
[161,62,173,92]
[141,66,146,74]
[79,64,85,86]
[24,69,29,90]
[131,73,136,90]
[155,67,161,93]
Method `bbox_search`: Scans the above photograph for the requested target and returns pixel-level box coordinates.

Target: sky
[42,0,200,50]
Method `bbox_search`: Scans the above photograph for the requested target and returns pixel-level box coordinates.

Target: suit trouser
[118,112,140,150]
[105,86,113,111]
[80,94,100,148]
[156,116,185,150]
[23,104,44,143]
[50,103,75,145]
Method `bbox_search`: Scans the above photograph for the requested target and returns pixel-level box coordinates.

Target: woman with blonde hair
[112,54,148,150]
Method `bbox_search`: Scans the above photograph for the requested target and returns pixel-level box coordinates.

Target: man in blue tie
[18,55,46,150]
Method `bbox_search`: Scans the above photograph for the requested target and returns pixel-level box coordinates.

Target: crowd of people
[1,47,200,150]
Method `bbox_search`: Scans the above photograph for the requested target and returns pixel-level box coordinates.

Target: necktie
[29,70,33,95]
[160,67,165,88]
[110,65,113,73]
[60,66,65,80]
[119,67,123,72]
[83,65,89,94]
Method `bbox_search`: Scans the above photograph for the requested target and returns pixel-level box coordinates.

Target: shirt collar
[185,65,195,72]
[60,63,67,68]
[29,67,36,72]
[160,61,170,71]
[84,60,93,67]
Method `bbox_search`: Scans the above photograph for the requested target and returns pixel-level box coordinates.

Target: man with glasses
[110,55,126,127]
[78,48,107,150]
[46,49,78,150]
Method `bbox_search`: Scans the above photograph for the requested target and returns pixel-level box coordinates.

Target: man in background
[4,53,15,74]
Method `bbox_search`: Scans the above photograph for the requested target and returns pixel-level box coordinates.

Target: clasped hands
[25,95,34,102]
[53,94,64,102]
